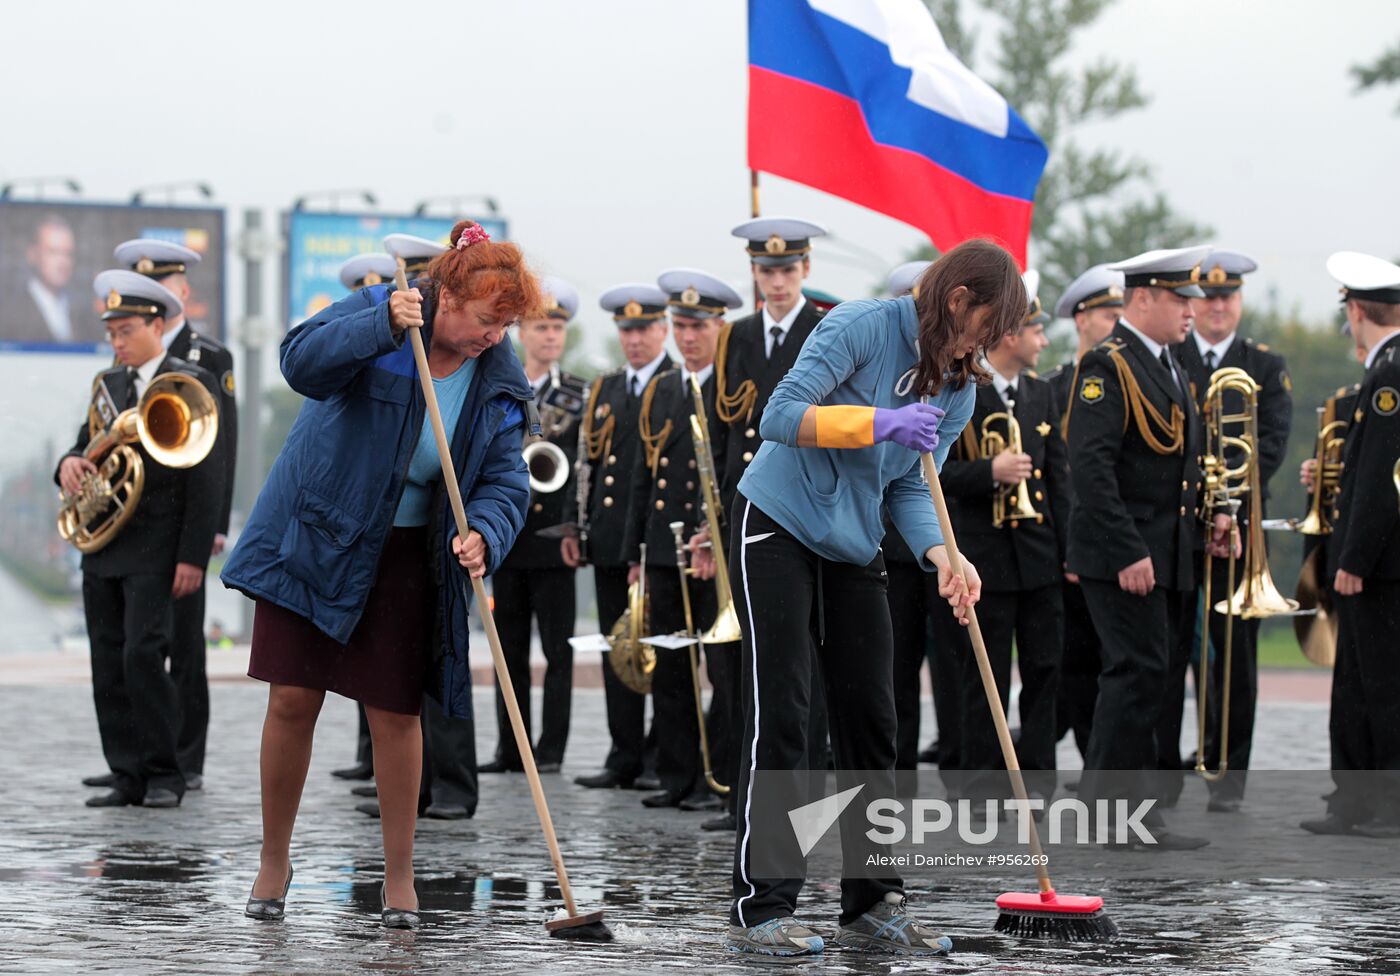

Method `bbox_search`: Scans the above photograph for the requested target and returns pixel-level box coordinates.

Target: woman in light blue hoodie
[723,240,1027,958]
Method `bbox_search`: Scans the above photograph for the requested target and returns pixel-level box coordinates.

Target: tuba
[58,372,219,554]
[1194,367,1297,780]
[608,543,654,693]
[1291,405,1347,536]
[979,399,1042,529]
[688,374,742,644]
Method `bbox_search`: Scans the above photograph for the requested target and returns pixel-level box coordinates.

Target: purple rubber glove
[873,403,945,452]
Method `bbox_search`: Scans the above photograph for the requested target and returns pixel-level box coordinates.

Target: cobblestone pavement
[1,683,1398,975]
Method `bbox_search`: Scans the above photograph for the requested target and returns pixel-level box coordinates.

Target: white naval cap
[1022,269,1049,325]
[886,260,931,298]
[1108,245,1213,298]
[1054,264,1125,320]
[113,238,202,278]
[599,283,670,328]
[382,233,449,274]
[94,269,184,322]
[657,268,744,319]
[338,252,397,291]
[731,216,828,267]
[1326,251,1400,305]
[1198,250,1258,296]
[539,276,580,321]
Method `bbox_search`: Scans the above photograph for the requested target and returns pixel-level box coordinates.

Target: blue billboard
[283,210,508,327]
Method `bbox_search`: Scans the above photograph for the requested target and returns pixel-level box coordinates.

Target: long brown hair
[425,220,543,319]
[910,239,1025,396]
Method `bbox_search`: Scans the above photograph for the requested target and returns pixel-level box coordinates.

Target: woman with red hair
[223,221,541,928]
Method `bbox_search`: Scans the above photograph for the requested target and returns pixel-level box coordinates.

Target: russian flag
[748,0,1048,265]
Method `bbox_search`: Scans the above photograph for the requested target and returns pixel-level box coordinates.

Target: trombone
[1194,367,1298,781]
[979,399,1042,528]
[688,374,741,644]
[670,521,729,796]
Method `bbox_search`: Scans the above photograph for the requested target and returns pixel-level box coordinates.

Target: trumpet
[608,542,654,694]
[1289,405,1347,536]
[1195,367,1298,781]
[688,374,741,644]
[524,440,569,494]
[979,399,1042,529]
[670,521,729,796]
[58,372,219,553]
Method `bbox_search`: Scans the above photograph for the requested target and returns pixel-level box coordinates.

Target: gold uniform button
[658,479,667,489]
[660,457,670,468]
[604,475,615,486]
[1035,490,1044,501]
[1033,468,1042,480]
[1182,481,1188,490]
[743,451,753,462]
[685,502,694,512]
[603,497,614,508]
[655,500,666,511]
[533,502,543,513]
[607,454,617,465]
[686,481,695,490]
[745,427,756,438]
[687,459,697,469]
[1179,506,1187,516]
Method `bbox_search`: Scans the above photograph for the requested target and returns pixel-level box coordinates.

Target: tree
[1352,39,1400,112]
[913,0,1210,302]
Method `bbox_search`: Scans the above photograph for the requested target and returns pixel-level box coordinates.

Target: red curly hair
[425,220,543,319]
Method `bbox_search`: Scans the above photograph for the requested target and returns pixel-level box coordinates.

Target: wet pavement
[1,683,1398,975]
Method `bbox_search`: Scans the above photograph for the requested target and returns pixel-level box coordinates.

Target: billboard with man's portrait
[0,200,225,352]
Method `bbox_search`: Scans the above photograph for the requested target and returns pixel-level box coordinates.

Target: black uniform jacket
[712,301,825,517]
[1329,334,1400,582]
[1065,322,1204,590]
[166,323,238,535]
[622,370,723,568]
[500,369,588,571]
[55,355,226,579]
[566,357,675,568]
[940,374,1071,592]
[1173,332,1292,501]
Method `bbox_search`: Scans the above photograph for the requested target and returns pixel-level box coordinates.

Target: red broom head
[996,889,1104,915]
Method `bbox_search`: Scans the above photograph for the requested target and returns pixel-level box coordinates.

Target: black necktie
[629,375,640,398]
[769,325,784,359]
[125,368,140,409]
[1204,349,1217,370]
[1159,350,1182,395]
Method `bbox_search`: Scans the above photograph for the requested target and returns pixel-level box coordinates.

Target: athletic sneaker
[726,916,825,956]
[832,893,953,955]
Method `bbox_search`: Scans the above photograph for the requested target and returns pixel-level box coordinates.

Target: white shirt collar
[626,351,668,391]
[762,294,806,336]
[681,363,714,387]
[133,352,165,394]
[27,277,73,342]
[1191,329,1235,363]
[1119,318,1166,360]
[1365,329,1400,370]
[162,320,187,351]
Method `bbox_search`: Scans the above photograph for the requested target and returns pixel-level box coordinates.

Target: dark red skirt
[248,526,434,715]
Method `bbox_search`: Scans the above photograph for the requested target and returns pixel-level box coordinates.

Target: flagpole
[749,169,761,309]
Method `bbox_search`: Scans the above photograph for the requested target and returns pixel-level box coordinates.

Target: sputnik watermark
[787,789,1158,856]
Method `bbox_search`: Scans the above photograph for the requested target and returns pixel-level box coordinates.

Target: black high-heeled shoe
[245,865,293,921]
[380,882,421,930]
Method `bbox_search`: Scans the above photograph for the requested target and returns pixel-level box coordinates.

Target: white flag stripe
[809,0,1010,138]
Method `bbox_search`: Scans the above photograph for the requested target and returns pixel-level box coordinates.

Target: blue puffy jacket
[221,282,534,718]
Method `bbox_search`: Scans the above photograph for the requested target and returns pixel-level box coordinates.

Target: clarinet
[574,413,591,563]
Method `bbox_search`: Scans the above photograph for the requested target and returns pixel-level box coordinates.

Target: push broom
[392,256,612,941]
[920,451,1116,941]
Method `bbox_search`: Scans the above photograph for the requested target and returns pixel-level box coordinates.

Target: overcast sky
[2,0,1398,468]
